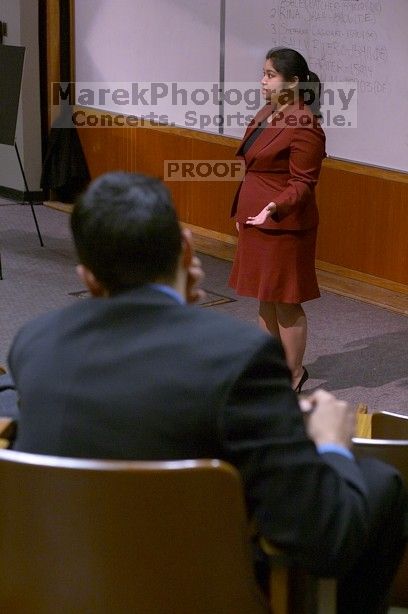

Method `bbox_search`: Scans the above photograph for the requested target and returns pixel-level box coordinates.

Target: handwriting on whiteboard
[269,0,388,94]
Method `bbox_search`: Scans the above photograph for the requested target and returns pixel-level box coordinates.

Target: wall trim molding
[315,260,408,296]
[323,157,408,184]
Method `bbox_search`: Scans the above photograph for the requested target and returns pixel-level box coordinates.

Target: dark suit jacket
[9,286,370,576]
[231,103,326,231]
[0,374,18,419]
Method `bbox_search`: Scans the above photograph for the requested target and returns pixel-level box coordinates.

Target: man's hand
[186,254,206,304]
[300,389,355,450]
[181,228,206,304]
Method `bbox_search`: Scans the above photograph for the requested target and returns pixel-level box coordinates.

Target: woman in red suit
[229,48,326,392]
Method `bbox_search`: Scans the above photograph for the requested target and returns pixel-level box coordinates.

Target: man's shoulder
[10,294,278,362]
[9,299,93,353]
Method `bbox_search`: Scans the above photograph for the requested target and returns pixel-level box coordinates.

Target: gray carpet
[1,200,407,414]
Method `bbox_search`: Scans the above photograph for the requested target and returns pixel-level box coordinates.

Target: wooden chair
[0,452,272,613]
[0,449,337,614]
[355,403,371,438]
[261,539,336,614]
[371,411,408,440]
[355,408,408,440]
[352,438,408,608]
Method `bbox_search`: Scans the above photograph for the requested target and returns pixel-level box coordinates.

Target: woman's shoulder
[284,103,325,135]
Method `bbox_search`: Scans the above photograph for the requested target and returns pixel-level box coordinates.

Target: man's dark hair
[71,172,182,294]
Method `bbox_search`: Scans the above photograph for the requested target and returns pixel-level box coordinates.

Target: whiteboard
[224,0,408,172]
[74,0,222,132]
[74,0,408,171]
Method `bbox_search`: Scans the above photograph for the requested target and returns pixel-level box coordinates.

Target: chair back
[371,411,408,440]
[0,450,268,614]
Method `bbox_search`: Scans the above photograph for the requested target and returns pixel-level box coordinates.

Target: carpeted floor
[1,200,407,414]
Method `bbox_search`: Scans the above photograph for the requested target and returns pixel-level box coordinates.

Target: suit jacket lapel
[237,104,286,168]
[244,124,286,168]
[237,105,271,154]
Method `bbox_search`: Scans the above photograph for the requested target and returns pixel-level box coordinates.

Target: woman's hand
[246,202,276,226]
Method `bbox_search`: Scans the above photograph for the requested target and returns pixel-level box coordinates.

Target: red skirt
[229,224,320,303]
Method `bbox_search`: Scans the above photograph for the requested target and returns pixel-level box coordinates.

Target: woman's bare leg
[258,301,307,388]
[258,301,281,341]
[275,302,307,386]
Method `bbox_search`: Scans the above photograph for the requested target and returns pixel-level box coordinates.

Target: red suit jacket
[231,103,326,231]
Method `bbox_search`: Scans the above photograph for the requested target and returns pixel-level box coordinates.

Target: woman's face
[261,59,285,104]
[261,59,297,106]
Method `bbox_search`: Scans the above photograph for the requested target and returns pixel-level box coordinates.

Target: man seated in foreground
[8,172,407,613]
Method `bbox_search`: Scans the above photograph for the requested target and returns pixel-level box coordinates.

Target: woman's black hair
[265,47,322,116]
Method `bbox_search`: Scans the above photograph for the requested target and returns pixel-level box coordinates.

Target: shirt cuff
[317,443,355,461]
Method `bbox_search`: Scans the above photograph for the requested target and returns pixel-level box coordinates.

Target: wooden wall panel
[136,128,193,219]
[77,115,239,233]
[45,0,60,131]
[76,110,408,288]
[316,162,408,285]
[189,140,239,235]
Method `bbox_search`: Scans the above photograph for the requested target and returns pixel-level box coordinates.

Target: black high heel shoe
[293,367,309,393]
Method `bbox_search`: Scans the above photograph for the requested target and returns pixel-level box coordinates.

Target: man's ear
[76,264,108,297]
